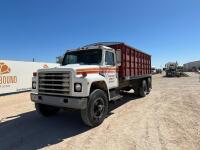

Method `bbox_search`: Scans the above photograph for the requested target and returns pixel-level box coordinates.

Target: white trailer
[0,60,58,95]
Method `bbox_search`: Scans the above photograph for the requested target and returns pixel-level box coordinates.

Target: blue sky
[0,0,200,68]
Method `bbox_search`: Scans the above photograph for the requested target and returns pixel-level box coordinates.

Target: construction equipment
[165,62,178,77]
[165,62,187,77]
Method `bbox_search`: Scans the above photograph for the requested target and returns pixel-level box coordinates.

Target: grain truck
[31,42,152,127]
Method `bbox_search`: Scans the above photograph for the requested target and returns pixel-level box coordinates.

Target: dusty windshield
[62,49,102,65]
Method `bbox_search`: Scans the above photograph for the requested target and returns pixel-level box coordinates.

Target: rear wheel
[81,89,108,127]
[134,88,140,96]
[139,80,148,97]
[35,103,60,117]
[147,78,152,93]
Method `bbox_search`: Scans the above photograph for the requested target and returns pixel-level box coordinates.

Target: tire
[139,80,148,97]
[147,78,152,93]
[35,103,60,117]
[134,88,140,96]
[81,89,108,127]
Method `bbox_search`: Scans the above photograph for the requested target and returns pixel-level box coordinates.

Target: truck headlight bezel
[74,83,82,92]
[32,81,37,89]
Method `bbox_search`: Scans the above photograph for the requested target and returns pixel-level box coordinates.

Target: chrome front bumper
[31,93,88,109]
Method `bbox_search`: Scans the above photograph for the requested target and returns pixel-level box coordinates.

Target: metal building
[183,60,200,72]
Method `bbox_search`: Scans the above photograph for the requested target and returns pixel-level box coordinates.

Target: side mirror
[56,56,63,64]
[116,49,121,66]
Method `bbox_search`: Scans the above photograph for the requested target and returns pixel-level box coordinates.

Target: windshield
[62,49,102,65]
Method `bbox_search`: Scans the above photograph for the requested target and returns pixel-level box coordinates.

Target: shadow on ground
[0,94,139,150]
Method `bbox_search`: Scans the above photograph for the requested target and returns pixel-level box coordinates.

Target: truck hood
[57,64,100,70]
[38,64,100,73]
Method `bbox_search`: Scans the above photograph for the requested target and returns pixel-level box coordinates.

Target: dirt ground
[0,73,200,150]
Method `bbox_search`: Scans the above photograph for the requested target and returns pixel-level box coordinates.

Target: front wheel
[35,103,60,117]
[81,89,108,127]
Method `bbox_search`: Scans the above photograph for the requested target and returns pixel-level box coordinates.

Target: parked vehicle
[151,67,162,74]
[0,60,58,95]
[31,42,152,127]
[156,69,162,74]
[165,62,178,77]
[151,66,156,74]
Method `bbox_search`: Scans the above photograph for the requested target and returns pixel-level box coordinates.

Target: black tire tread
[139,80,148,97]
[81,89,108,127]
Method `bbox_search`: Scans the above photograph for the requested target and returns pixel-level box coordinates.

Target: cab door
[103,51,118,89]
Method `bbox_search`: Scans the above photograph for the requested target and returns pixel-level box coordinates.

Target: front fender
[85,74,109,98]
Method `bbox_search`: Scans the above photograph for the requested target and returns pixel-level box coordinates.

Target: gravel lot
[0,73,200,150]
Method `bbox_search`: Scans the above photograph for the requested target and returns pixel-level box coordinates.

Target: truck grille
[38,71,71,96]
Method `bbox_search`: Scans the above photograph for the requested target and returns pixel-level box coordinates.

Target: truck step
[110,95,123,101]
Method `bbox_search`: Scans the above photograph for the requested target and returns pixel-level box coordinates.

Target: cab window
[105,51,115,66]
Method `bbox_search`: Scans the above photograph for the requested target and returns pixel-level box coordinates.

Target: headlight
[32,81,37,89]
[74,83,82,92]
